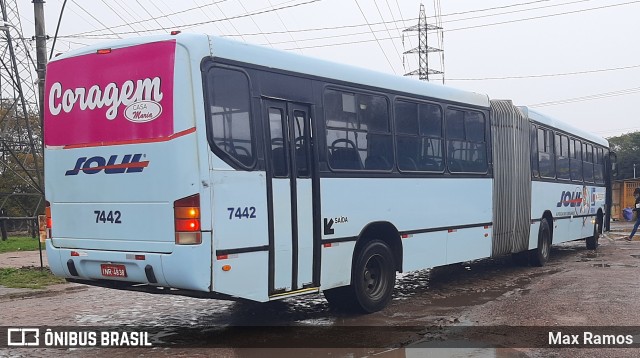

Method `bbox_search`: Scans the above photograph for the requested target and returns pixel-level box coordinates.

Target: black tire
[324,240,396,313]
[530,219,552,267]
[586,220,600,250]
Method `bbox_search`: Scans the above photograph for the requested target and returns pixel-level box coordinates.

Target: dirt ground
[1,223,640,357]
[0,249,48,268]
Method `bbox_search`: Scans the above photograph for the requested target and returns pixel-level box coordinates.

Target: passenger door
[264,99,316,295]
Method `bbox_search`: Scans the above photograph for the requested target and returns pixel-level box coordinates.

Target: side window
[530,125,539,178]
[325,89,392,171]
[293,110,310,178]
[395,100,444,172]
[446,109,465,140]
[537,128,555,178]
[594,147,605,184]
[446,108,487,173]
[570,139,583,182]
[556,134,570,180]
[583,143,594,183]
[207,67,255,168]
[268,108,288,178]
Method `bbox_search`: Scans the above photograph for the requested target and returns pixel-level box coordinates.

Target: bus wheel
[586,221,599,250]
[530,219,551,267]
[353,240,396,313]
[325,240,396,313]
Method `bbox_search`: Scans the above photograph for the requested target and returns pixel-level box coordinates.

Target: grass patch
[0,267,65,289]
[0,236,43,253]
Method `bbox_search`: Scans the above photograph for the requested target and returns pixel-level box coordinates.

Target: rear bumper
[46,233,212,292]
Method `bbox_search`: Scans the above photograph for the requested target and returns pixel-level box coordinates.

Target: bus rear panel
[45,37,214,294]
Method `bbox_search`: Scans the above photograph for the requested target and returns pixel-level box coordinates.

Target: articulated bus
[44,33,613,313]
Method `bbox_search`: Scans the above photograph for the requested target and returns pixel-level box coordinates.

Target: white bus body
[44,34,611,312]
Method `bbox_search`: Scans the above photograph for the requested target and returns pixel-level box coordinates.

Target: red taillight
[96,48,112,54]
[39,201,52,241]
[170,30,181,35]
[175,219,200,232]
[174,194,201,245]
[45,204,52,229]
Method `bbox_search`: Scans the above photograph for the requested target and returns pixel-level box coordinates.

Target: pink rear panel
[45,40,176,147]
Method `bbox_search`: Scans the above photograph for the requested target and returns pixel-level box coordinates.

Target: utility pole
[33,0,46,131]
[33,0,47,270]
[402,3,445,83]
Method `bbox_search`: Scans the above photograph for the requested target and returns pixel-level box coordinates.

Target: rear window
[206,67,255,168]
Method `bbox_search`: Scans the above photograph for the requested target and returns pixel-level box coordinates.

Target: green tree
[0,101,44,220]
[607,131,640,179]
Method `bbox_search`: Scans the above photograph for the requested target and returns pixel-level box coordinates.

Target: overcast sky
[14,0,640,138]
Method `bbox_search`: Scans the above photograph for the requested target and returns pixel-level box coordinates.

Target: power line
[63,0,555,39]
[268,0,605,46]
[434,0,445,82]
[64,5,99,30]
[115,1,153,32]
[280,0,640,50]
[214,1,246,41]
[203,1,235,36]
[210,0,583,47]
[135,0,169,32]
[594,126,640,135]
[433,0,553,19]
[99,0,143,35]
[440,0,595,25]
[188,0,227,36]
[392,0,413,70]
[266,0,304,53]
[528,86,640,107]
[236,1,270,45]
[445,0,640,33]
[150,0,180,28]
[449,64,640,81]
[112,0,154,32]
[70,0,229,37]
[353,0,396,74]
[63,0,322,38]
[372,0,402,63]
[58,0,592,41]
[69,0,122,38]
[141,0,615,47]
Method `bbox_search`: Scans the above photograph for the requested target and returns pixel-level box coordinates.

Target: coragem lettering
[48,78,163,121]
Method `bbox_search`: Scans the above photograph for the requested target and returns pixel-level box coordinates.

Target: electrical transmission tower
[403,2,445,83]
[0,0,43,235]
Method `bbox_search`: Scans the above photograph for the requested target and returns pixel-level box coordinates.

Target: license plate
[101,264,127,278]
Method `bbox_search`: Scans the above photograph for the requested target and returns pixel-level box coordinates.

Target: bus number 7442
[94,210,122,224]
[227,207,256,220]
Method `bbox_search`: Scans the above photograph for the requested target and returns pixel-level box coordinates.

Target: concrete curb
[0,283,87,301]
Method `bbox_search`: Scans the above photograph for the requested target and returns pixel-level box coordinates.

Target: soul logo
[65,154,149,176]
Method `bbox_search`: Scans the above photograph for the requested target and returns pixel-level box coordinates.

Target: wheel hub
[363,255,384,296]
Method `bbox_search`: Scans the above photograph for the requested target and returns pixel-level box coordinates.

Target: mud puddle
[390,257,563,315]
[141,242,586,332]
